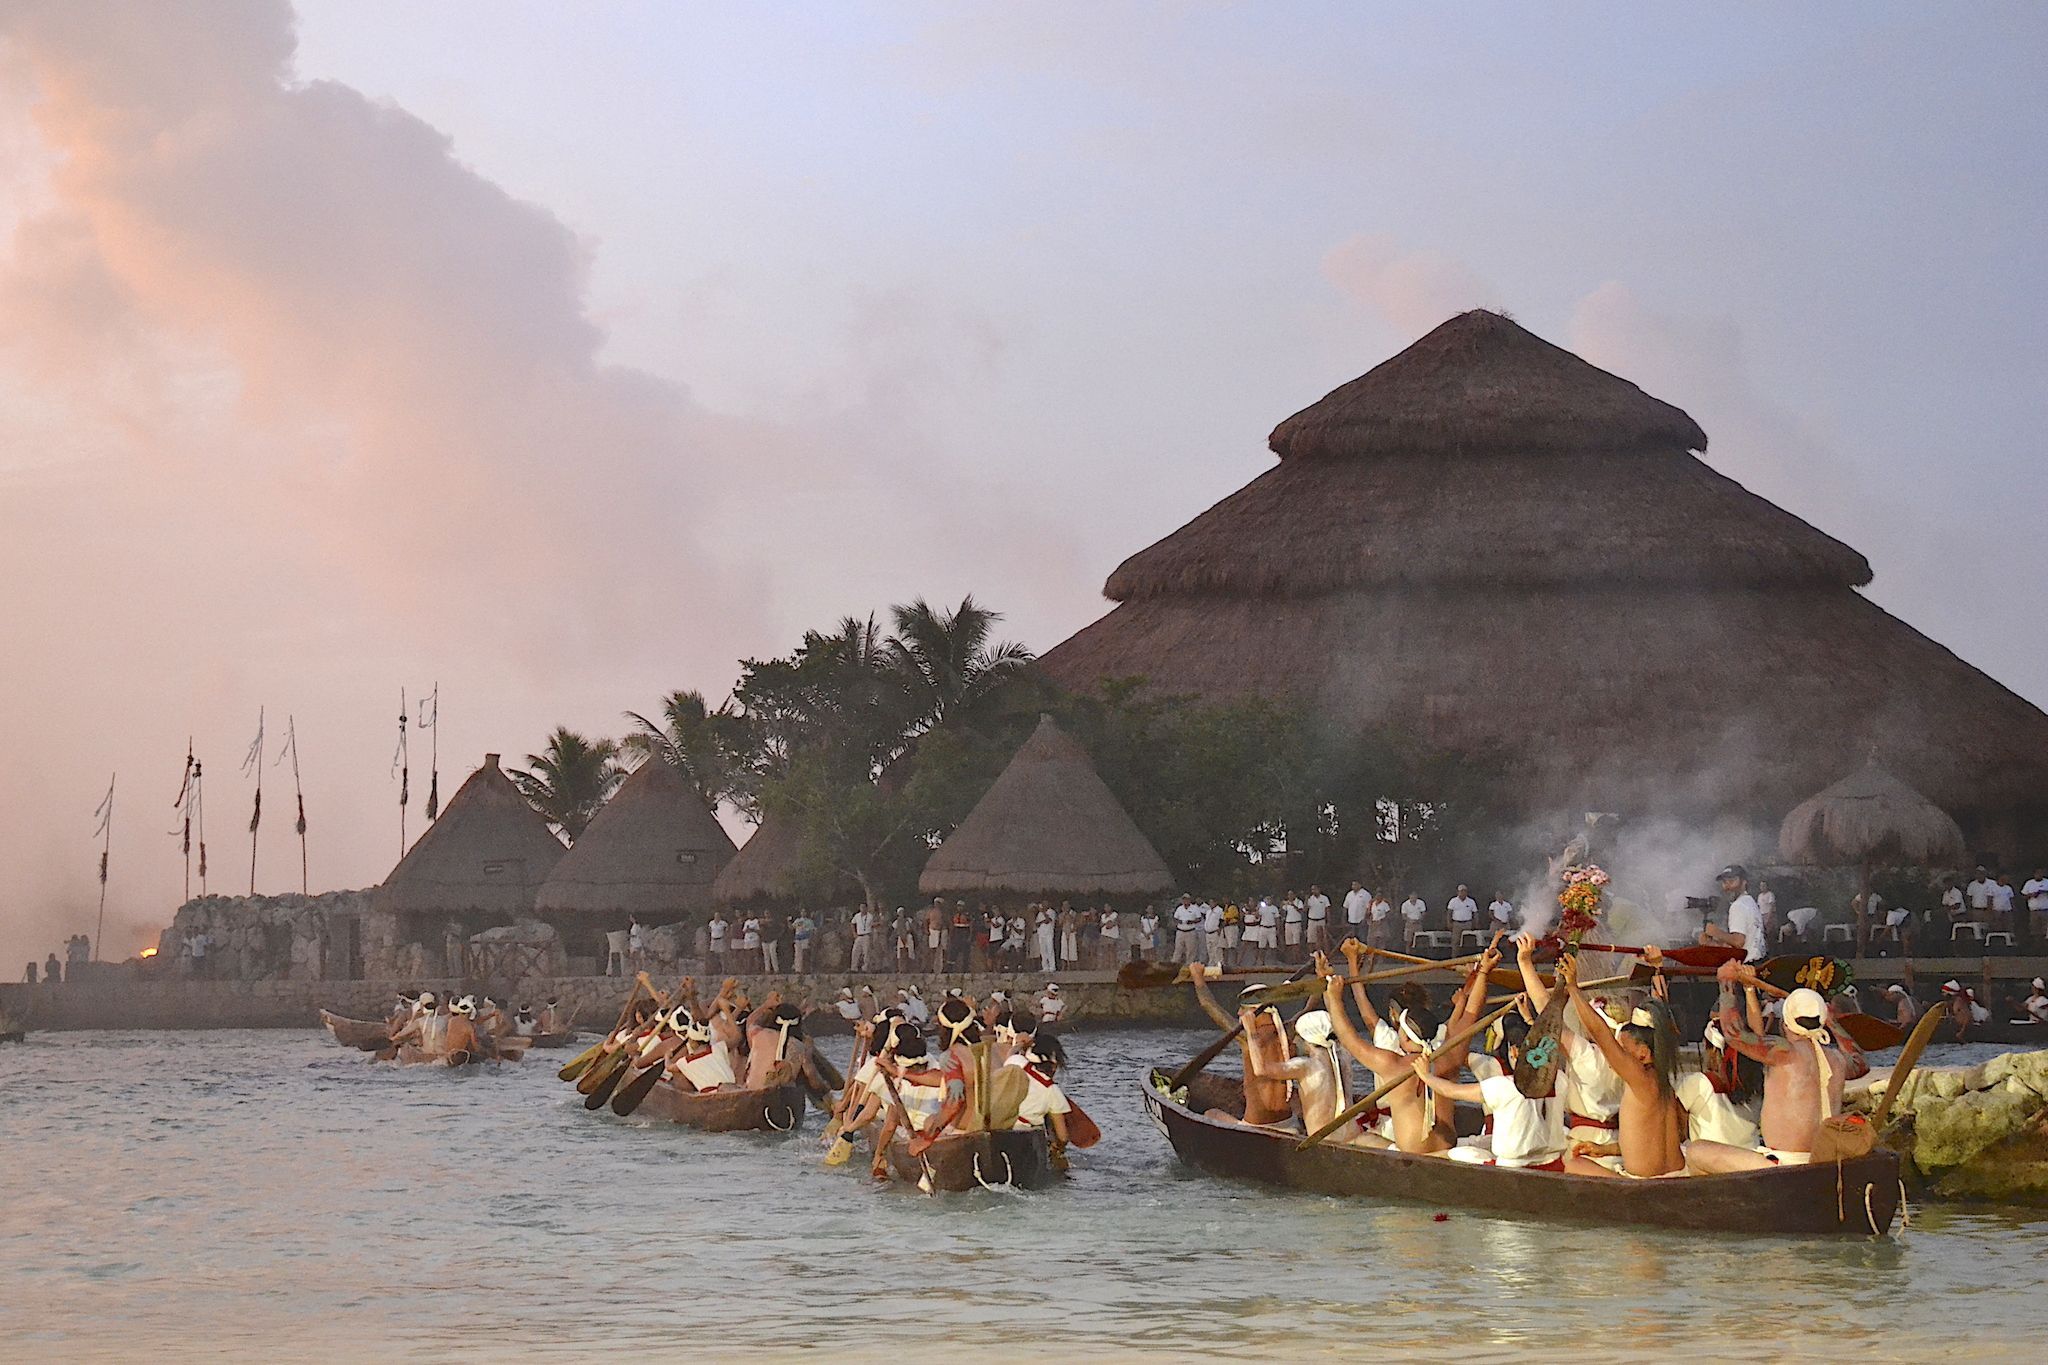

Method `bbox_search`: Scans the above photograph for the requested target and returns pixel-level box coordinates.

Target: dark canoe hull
[0,1030,24,1044]
[631,1080,808,1133]
[527,1031,579,1049]
[884,1127,1056,1192]
[1928,1017,2048,1048]
[1144,1068,1901,1236]
[321,1010,393,1051]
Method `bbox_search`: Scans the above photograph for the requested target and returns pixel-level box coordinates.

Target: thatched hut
[710,807,810,908]
[1038,311,2048,860]
[920,715,1175,900]
[1779,759,1967,869]
[371,753,567,945]
[533,758,737,946]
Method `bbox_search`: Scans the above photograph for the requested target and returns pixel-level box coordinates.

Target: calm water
[2,1029,2044,1362]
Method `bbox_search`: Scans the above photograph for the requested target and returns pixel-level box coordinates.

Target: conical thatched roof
[372,754,566,917]
[1040,311,2048,856]
[1779,759,1966,867]
[711,807,808,906]
[533,758,737,918]
[919,715,1175,898]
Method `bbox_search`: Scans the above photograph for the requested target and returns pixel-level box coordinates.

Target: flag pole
[173,740,195,903]
[93,774,115,962]
[393,688,410,856]
[243,706,265,896]
[277,715,308,895]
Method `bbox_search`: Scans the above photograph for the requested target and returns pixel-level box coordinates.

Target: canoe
[629,1079,809,1133]
[1925,1016,2048,1048]
[0,1030,24,1044]
[882,1127,1056,1192]
[526,1031,580,1049]
[1144,1067,1901,1236]
[320,1009,394,1051]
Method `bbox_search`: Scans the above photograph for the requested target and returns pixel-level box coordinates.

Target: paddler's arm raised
[1562,956,1650,1094]
[1516,932,1553,1013]
[1185,964,1236,1031]
[1716,961,1792,1066]
[1339,938,1386,1034]
[1321,955,1402,1073]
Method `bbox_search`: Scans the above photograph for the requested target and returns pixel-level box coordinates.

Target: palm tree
[885,595,1033,740]
[621,690,752,809]
[511,727,622,842]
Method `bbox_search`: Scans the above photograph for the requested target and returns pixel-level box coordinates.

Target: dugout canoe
[0,1030,24,1044]
[629,1079,809,1133]
[1143,1068,1901,1236]
[527,1031,580,1049]
[882,1127,1057,1192]
[1926,1016,2048,1048]
[320,1009,394,1051]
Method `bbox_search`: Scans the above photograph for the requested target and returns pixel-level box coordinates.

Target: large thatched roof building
[1039,310,2048,859]
[711,807,810,907]
[533,758,737,925]
[920,715,1175,899]
[371,753,566,923]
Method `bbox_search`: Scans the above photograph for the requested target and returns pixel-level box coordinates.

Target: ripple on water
[1,1029,2045,1358]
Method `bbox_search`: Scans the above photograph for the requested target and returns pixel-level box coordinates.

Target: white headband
[1629,1007,1655,1029]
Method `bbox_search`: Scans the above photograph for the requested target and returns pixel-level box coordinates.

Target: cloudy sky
[2,0,2042,967]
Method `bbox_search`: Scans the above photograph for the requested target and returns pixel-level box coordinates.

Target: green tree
[621,690,756,811]
[884,595,1033,741]
[511,727,623,842]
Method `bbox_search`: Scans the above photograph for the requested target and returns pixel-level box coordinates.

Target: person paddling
[1555,956,1684,1177]
[1185,964,1292,1126]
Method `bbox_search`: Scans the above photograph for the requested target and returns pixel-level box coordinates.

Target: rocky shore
[1854,1050,2048,1204]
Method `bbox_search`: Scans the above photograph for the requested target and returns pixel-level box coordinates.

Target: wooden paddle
[1872,1005,1947,1131]
[583,1054,634,1109]
[1572,942,1746,970]
[1065,1099,1103,1149]
[1297,998,1523,1151]
[1512,987,1571,1099]
[560,975,655,1081]
[1162,960,1317,1094]
[1237,953,1486,1009]
[609,1058,668,1116]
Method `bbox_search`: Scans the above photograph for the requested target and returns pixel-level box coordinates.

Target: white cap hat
[1294,1009,1334,1046]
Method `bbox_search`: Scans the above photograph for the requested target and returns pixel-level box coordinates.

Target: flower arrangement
[1557,863,1610,947]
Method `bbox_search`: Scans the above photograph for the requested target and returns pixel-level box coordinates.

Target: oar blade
[557,1041,603,1082]
[1836,1012,1905,1052]
[584,1059,630,1110]
[1066,1101,1103,1150]
[609,1063,665,1116]
[1116,961,1183,991]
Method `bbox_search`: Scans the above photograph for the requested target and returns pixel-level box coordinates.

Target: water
[2,1030,2044,1362]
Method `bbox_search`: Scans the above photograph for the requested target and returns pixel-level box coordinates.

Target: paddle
[609,1058,668,1116]
[1872,1005,1947,1131]
[1512,987,1571,1099]
[1065,1099,1103,1149]
[1237,953,1486,1010]
[875,1068,933,1194]
[561,974,655,1081]
[584,1053,635,1109]
[1162,960,1318,1094]
[1297,998,1523,1151]
[1572,941,1746,971]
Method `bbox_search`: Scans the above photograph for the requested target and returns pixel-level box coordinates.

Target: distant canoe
[882,1127,1056,1193]
[320,1009,393,1051]
[630,1079,808,1133]
[526,1031,580,1049]
[1927,1016,2048,1048]
[1144,1067,1901,1236]
[0,1030,24,1045]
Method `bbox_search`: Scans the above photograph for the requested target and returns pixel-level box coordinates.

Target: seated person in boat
[387,992,444,1054]
[1554,957,1684,1178]
[869,1024,966,1178]
[2021,977,2048,1025]
[539,997,564,1034]
[1412,1012,1568,1170]
[1685,964,1869,1172]
[830,1009,916,1157]
[1882,984,1919,1029]
[1515,934,1626,1147]
[386,992,419,1032]
[511,1004,539,1039]
[1322,939,1500,1153]
[933,997,992,1128]
[652,1006,739,1092]
[742,993,807,1088]
[1675,1017,1762,1152]
[1185,963,1293,1126]
[443,996,483,1059]
[1008,1031,1073,1163]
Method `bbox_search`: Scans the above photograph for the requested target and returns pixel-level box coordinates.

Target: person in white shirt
[1699,864,1766,963]
[1282,894,1305,951]
[1305,886,1332,949]
[1399,894,1427,950]
[1204,899,1226,969]
[1138,907,1160,960]
[1940,882,1967,925]
[1446,885,1478,938]
[1170,897,1202,965]
[1257,898,1280,965]
[1367,893,1395,950]
[1755,881,1777,937]
[833,987,863,1025]
[2026,870,2048,938]
[1036,904,1058,974]
[1097,907,1122,967]
[1343,882,1370,934]
[1489,893,1515,931]
[1035,983,1067,1024]
[1006,913,1028,966]
[849,907,876,972]
[1991,876,2016,920]
[1966,870,1994,917]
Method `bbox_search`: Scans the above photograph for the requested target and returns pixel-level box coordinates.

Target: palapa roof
[1779,759,1967,867]
[372,754,566,917]
[919,715,1175,898]
[1039,310,2048,848]
[710,807,809,906]
[533,758,737,918]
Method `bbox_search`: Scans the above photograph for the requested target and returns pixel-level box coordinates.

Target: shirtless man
[1246,1003,1353,1140]
[933,996,989,1129]
[742,993,805,1089]
[1556,956,1684,1177]
[1186,964,1291,1126]
[1322,940,1496,1153]
[1685,962,1870,1171]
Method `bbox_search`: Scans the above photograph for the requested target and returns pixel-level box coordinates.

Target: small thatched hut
[1779,759,1966,869]
[1038,310,2048,859]
[711,807,810,908]
[533,758,737,944]
[371,753,567,941]
[920,715,1175,899]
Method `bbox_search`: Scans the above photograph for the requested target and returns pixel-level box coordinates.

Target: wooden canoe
[0,1030,24,1045]
[882,1127,1057,1192]
[320,1009,394,1051]
[1925,1016,2048,1048]
[629,1079,809,1133]
[1144,1067,1901,1236]
[526,1031,580,1049]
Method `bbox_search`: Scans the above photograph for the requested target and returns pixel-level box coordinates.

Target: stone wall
[0,969,1215,1032]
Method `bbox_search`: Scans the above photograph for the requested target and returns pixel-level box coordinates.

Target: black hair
[1618,999,1679,1096]
[1400,1005,1442,1045]
[1029,1031,1069,1068]
[1496,1012,1530,1063]
[935,997,983,1045]
[892,1024,929,1063]
[771,1002,804,1037]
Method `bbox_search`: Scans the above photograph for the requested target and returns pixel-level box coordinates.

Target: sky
[2,0,2043,969]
